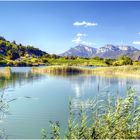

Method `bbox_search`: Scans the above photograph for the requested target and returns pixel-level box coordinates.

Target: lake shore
[31,65,140,78]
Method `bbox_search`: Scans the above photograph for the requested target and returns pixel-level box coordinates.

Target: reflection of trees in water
[0,72,44,89]
[0,72,44,138]
[53,75,140,98]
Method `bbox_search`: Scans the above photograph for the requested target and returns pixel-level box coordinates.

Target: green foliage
[0,36,46,62]
[113,56,133,66]
[104,58,115,65]
[45,57,107,66]
[42,88,140,139]
[133,60,140,65]
[93,56,102,60]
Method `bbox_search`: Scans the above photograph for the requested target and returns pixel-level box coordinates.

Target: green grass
[46,58,107,66]
[42,88,140,139]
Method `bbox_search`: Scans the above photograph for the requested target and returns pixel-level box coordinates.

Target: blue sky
[0,1,140,54]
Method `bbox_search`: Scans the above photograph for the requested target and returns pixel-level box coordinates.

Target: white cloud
[81,41,93,46]
[76,33,87,37]
[133,41,140,45]
[72,32,95,46]
[72,37,94,46]
[73,21,98,27]
[138,32,140,35]
[72,36,82,44]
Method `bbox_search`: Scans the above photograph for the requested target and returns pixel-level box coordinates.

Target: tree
[104,58,114,65]
[93,56,102,60]
[12,40,16,45]
[118,56,132,65]
[7,50,19,60]
[51,54,58,59]
[0,36,6,41]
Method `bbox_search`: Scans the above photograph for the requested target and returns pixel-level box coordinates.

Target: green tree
[115,56,133,66]
[7,50,19,60]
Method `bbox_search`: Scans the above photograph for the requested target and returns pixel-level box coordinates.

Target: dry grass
[32,65,140,78]
[32,66,92,75]
[92,65,140,77]
[0,67,11,78]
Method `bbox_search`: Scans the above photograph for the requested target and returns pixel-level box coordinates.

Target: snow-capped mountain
[60,44,97,57]
[60,44,139,58]
[96,44,119,54]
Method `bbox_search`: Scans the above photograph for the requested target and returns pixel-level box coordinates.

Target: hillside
[0,36,47,66]
[0,36,46,60]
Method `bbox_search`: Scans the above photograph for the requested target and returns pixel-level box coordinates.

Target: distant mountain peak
[118,45,139,51]
[60,44,139,59]
[60,44,97,57]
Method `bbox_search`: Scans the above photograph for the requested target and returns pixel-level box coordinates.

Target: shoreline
[31,65,140,78]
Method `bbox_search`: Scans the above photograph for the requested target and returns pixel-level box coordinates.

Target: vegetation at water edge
[42,88,140,139]
[32,65,140,77]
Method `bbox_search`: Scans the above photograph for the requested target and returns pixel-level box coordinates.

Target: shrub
[133,61,140,65]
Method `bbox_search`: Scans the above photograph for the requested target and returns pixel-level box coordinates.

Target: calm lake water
[0,67,140,138]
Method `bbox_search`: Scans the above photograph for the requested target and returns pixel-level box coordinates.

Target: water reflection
[0,68,140,139]
[47,74,140,98]
[0,72,45,90]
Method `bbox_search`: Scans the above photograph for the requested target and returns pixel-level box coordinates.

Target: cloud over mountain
[73,21,98,27]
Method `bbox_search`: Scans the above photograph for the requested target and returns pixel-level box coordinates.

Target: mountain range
[60,44,140,60]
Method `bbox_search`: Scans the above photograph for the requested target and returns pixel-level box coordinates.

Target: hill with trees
[0,36,46,59]
[0,36,47,66]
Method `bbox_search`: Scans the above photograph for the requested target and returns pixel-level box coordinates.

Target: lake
[0,67,140,139]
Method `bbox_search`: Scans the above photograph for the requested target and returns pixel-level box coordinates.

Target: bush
[117,56,133,65]
[0,60,7,66]
[133,61,140,65]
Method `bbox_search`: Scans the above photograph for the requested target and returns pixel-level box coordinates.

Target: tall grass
[93,65,140,75]
[32,66,92,75]
[42,88,140,139]
[0,67,11,78]
[33,65,140,77]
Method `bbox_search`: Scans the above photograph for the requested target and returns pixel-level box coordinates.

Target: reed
[42,88,140,139]
[32,65,140,77]
[32,66,92,75]
[92,65,140,77]
[0,67,11,78]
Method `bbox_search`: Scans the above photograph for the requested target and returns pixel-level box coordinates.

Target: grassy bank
[93,65,140,77]
[32,65,140,77]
